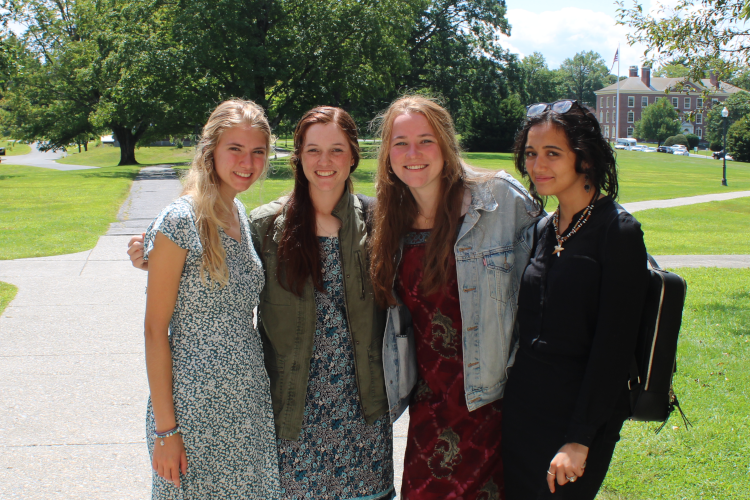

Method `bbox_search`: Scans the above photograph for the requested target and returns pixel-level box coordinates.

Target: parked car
[0,147,5,156]
[642,147,657,153]
[673,149,690,156]
[614,143,627,150]
[630,145,645,152]
[657,146,673,153]
[712,150,733,160]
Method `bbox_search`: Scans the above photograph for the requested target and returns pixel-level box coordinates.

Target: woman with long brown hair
[369,95,539,499]
[249,106,394,500]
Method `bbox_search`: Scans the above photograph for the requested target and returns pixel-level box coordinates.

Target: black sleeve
[565,213,649,447]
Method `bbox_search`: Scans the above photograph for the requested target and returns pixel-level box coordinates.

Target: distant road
[3,143,98,171]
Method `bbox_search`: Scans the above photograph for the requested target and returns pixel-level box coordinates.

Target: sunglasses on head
[526,100,583,118]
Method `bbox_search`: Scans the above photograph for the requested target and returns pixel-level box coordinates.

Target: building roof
[596,77,745,94]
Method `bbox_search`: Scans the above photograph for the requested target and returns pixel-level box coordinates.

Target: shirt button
[346,274,350,279]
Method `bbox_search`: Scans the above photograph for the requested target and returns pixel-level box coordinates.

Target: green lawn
[599,268,750,499]
[57,144,195,168]
[639,198,750,255]
[0,281,17,315]
[0,139,32,156]
[0,164,139,260]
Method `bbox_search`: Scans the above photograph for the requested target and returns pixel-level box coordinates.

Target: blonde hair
[182,98,272,287]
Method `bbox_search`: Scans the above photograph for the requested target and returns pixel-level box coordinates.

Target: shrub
[685,133,699,149]
[664,136,676,146]
[726,116,750,162]
[709,141,723,151]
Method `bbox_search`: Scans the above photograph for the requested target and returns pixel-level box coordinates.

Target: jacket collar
[465,170,499,213]
[270,186,354,243]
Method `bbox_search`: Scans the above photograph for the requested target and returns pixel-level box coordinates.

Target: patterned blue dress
[143,196,280,500]
[277,237,394,500]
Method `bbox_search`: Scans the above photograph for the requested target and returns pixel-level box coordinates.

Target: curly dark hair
[513,103,618,213]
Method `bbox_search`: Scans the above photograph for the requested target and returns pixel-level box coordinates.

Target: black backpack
[627,254,692,432]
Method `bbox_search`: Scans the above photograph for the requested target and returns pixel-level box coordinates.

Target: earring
[584,174,591,194]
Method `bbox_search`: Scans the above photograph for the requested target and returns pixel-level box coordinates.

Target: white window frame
[696,113,703,124]
[628,96,635,107]
[697,98,703,108]
[601,97,604,108]
[698,128,703,138]
[712,98,719,105]
[627,111,634,123]
[605,125,610,138]
[607,96,610,107]
[672,97,679,108]
[641,96,648,107]
[684,97,691,109]
[606,111,609,123]
[627,127,634,138]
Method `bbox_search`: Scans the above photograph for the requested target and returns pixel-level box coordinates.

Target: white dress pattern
[143,196,280,499]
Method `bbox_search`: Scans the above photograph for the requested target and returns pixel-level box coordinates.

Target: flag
[610,48,619,72]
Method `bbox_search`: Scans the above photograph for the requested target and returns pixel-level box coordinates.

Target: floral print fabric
[143,196,280,500]
[277,237,394,500]
[397,229,505,500]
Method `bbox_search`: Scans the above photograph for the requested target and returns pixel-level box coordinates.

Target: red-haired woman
[369,95,539,499]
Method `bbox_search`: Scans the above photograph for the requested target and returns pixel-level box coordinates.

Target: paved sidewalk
[622,190,750,213]
[4,143,99,171]
[0,168,181,499]
[0,170,748,498]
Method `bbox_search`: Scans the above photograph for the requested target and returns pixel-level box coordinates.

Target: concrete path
[0,167,181,499]
[4,143,99,171]
[622,190,750,213]
[0,170,748,499]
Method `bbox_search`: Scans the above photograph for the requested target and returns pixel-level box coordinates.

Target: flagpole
[616,43,620,140]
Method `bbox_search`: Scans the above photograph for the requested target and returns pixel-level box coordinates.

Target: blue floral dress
[143,196,280,500]
[277,237,394,500]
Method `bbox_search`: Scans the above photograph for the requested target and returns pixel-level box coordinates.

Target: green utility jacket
[249,190,388,441]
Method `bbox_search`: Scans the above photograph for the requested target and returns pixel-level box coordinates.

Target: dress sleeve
[143,198,202,261]
[565,212,649,447]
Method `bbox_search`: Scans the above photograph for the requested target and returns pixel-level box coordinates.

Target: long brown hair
[370,95,469,307]
[182,99,272,288]
[275,106,360,295]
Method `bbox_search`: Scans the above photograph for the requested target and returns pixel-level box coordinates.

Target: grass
[56,144,194,168]
[0,164,139,260]
[598,268,750,500]
[0,139,32,156]
[0,281,17,315]
[638,198,750,255]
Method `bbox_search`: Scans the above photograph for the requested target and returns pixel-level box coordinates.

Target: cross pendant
[553,244,564,257]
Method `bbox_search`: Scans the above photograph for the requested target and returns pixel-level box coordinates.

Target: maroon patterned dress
[397,229,505,500]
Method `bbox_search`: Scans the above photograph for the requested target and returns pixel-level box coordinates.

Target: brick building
[594,66,744,142]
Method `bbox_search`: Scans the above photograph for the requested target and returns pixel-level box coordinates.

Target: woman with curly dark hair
[502,100,650,499]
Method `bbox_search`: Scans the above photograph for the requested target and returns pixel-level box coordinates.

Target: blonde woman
[369,96,538,499]
[141,99,280,499]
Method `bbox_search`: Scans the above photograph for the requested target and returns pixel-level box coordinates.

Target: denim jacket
[382,171,540,421]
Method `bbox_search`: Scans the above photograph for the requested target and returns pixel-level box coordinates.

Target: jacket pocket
[484,247,517,304]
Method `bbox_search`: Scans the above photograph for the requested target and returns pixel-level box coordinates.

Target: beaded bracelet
[154,425,180,446]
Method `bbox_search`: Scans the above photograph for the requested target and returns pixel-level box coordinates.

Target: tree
[685,133,700,149]
[460,93,525,152]
[705,92,750,146]
[726,115,750,162]
[664,134,688,147]
[4,0,188,164]
[519,52,563,105]
[653,63,690,78]
[558,51,616,107]
[633,97,681,145]
[617,0,750,83]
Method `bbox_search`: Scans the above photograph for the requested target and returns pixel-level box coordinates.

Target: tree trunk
[112,125,139,165]
[78,143,81,153]
[84,142,88,152]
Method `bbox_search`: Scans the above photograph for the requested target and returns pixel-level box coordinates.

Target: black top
[516,196,649,447]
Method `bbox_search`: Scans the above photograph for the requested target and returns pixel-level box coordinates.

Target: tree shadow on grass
[78,170,140,180]
[0,175,24,181]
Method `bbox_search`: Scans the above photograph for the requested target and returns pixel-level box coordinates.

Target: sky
[502,0,679,74]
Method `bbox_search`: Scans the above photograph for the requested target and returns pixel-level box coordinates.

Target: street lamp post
[722,106,729,187]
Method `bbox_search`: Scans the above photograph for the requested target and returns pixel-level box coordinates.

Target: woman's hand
[152,433,188,488]
[127,233,148,271]
[547,442,589,493]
